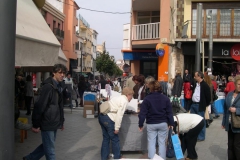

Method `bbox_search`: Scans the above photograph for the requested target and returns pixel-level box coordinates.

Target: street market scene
[1,0,240,160]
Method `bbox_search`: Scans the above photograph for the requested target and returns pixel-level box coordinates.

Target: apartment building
[62,0,80,71]
[174,0,240,77]
[122,0,172,81]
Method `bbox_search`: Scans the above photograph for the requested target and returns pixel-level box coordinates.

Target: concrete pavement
[15,108,227,160]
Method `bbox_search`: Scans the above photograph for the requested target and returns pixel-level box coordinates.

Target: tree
[96,51,123,76]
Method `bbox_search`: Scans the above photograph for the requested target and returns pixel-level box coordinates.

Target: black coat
[183,73,192,83]
[172,75,183,97]
[193,80,211,112]
[32,77,66,131]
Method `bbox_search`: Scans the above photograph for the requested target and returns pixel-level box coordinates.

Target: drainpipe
[195,3,203,71]
[202,40,205,73]
[0,0,17,159]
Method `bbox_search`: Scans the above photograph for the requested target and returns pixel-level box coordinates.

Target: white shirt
[138,86,144,101]
[192,83,200,102]
[107,95,128,130]
[174,113,203,133]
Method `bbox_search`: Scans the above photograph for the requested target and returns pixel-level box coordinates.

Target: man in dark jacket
[183,69,192,83]
[172,71,183,97]
[23,64,67,160]
[191,71,211,141]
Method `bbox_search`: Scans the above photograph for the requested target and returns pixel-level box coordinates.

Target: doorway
[140,60,158,79]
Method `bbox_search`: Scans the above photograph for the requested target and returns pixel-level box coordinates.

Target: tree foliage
[96,51,123,76]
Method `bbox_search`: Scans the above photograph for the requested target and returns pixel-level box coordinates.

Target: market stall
[119,114,147,151]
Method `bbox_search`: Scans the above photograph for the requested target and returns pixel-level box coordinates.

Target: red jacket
[211,80,217,91]
[225,81,235,95]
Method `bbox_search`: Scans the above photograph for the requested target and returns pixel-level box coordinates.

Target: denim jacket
[222,91,240,133]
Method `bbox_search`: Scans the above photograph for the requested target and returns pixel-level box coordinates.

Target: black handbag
[166,128,175,158]
[213,90,218,101]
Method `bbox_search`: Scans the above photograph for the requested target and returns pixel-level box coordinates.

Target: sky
[75,0,131,61]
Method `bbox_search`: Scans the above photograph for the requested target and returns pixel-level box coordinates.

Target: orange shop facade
[122,45,169,81]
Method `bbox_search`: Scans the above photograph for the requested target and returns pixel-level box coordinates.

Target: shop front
[181,42,240,76]
[181,41,240,113]
[122,46,169,81]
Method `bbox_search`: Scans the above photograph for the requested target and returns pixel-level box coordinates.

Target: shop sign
[123,52,158,60]
[230,44,240,60]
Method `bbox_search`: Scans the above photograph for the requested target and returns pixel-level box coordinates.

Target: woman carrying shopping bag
[138,80,174,159]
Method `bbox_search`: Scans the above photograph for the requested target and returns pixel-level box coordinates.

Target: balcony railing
[53,28,64,39]
[132,22,160,40]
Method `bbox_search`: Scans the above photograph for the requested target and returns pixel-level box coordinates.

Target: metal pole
[208,10,213,70]
[80,42,83,75]
[0,0,16,159]
[202,40,205,73]
[195,3,202,71]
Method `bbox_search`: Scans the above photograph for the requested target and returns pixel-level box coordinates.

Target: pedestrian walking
[24,75,34,115]
[190,71,211,141]
[23,64,67,160]
[72,78,79,108]
[138,80,174,159]
[98,87,134,160]
[172,70,183,98]
[78,75,86,107]
[222,75,240,160]
[64,73,74,108]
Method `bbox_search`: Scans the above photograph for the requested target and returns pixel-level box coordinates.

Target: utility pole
[0,0,17,159]
[80,42,83,75]
[195,3,203,71]
[208,10,213,71]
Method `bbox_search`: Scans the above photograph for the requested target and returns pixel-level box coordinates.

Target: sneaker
[213,115,220,119]
[73,106,76,109]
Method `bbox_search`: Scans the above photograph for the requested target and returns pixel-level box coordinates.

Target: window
[234,9,240,36]
[137,11,160,24]
[53,20,56,29]
[191,2,240,38]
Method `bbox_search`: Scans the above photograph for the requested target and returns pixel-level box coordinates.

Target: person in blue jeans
[190,71,211,141]
[138,80,174,159]
[98,87,133,160]
[23,64,67,160]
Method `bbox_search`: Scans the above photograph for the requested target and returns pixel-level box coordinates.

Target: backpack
[113,82,120,92]
[185,90,192,99]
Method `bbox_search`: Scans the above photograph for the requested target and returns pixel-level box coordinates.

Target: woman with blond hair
[225,76,235,95]
[222,75,240,160]
[138,80,174,159]
[98,87,134,160]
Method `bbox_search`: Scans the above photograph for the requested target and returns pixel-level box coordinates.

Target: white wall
[46,0,64,13]
[122,23,130,50]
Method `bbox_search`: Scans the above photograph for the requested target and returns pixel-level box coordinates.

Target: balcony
[132,22,160,40]
[53,28,64,40]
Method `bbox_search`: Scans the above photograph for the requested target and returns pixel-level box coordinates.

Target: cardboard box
[84,101,94,105]
[83,105,95,118]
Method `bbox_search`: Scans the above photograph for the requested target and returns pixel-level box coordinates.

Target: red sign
[32,73,36,87]
[230,44,240,60]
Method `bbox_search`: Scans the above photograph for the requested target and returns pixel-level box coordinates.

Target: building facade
[63,0,80,71]
[174,0,240,77]
[122,0,172,81]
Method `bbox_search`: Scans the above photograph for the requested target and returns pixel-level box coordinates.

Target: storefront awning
[15,0,62,67]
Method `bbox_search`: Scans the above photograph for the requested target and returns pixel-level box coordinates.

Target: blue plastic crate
[84,94,96,101]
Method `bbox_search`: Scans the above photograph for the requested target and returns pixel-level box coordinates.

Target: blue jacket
[222,91,240,133]
[138,92,174,127]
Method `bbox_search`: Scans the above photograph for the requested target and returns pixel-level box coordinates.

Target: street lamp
[207,10,213,71]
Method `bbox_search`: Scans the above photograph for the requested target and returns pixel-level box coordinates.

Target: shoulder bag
[231,94,240,128]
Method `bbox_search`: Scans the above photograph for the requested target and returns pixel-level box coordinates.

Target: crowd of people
[14,64,240,160]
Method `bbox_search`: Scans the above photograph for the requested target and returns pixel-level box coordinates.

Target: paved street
[15,108,227,160]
